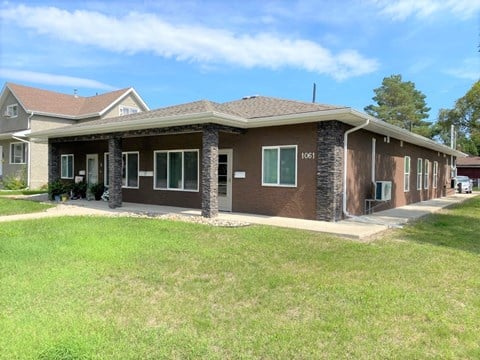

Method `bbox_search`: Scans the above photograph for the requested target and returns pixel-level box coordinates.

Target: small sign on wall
[234,171,246,178]
[301,152,315,160]
[139,171,153,177]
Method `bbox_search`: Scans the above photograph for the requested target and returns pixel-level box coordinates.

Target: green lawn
[0,198,479,359]
[0,197,53,216]
[0,190,47,196]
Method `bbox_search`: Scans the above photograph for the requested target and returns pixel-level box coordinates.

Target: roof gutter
[343,118,370,218]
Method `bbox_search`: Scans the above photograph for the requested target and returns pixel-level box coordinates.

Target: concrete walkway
[0,192,477,240]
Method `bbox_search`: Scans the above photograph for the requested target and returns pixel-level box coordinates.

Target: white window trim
[6,104,18,118]
[122,151,140,189]
[404,156,410,192]
[261,145,298,187]
[424,159,430,190]
[433,161,438,189]
[153,149,200,192]
[119,105,139,116]
[60,154,74,179]
[9,142,27,164]
[417,158,423,190]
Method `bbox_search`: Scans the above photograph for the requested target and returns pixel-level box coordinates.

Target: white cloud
[445,58,480,80]
[372,0,480,20]
[0,4,378,80]
[0,68,116,90]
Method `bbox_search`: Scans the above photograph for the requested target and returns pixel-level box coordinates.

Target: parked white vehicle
[455,176,473,193]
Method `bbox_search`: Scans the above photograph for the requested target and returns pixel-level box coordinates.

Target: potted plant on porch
[89,183,105,201]
[48,180,65,201]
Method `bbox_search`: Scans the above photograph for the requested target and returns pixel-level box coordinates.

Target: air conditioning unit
[3,110,11,117]
[375,181,392,201]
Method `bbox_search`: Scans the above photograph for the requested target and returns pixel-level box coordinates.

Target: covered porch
[48,123,244,218]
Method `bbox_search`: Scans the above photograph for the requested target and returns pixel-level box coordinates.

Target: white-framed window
[154,150,199,191]
[404,156,411,192]
[122,152,139,188]
[417,158,423,190]
[424,159,430,189]
[119,105,139,116]
[433,161,438,189]
[10,142,27,164]
[5,104,18,118]
[104,153,109,186]
[262,145,297,187]
[61,154,74,179]
[104,152,139,188]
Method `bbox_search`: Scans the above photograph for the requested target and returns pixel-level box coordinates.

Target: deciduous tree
[434,80,480,155]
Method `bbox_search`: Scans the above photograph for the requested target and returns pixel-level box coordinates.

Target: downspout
[343,118,370,218]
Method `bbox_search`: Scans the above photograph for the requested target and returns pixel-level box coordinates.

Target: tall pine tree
[365,74,432,137]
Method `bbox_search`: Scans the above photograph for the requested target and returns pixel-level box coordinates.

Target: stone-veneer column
[108,136,123,209]
[48,140,60,184]
[316,121,348,222]
[201,125,219,218]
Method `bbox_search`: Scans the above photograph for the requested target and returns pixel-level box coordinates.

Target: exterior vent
[375,181,392,201]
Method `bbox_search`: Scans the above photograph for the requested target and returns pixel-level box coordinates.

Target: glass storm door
[86,154,98,185]
[218,149,232,211]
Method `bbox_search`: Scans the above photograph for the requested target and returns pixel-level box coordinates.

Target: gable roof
[29,95,465,158]
[2,83,149,119]
[457,156,480,167]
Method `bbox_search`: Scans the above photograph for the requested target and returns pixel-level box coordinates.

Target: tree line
[364,74,480,155]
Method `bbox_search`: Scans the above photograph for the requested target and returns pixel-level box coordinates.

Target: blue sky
[0,0,479,121]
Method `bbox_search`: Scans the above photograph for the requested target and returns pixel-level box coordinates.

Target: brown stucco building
[30,96,465,221]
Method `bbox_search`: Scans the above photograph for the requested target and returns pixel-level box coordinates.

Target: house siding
[0,90,29,133]
[49,121,456,221]
[102,95,147,119]
[347,129,450,215]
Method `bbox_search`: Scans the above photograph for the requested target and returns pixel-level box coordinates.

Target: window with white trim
[122,152,139,188]
[424,159,430,189]
[119,105,139,116]
[61,154,74,179]
[404,156,411,192]
[5,104,18,118]
[262,145,297,187]
[154,150,199,191]
[433,161,438,189]
[10,142,27,164]
[417,158,423,190]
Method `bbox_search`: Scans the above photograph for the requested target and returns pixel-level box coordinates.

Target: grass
[0,197,53,216]
[0,197,479,359]
[0,190,47,196]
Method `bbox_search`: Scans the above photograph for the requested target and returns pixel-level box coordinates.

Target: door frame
[218,149,233,212]
[86,154,98,185]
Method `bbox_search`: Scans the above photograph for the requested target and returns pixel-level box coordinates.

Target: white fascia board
[97,88,150,117]
[29,111,248,139]
[12,129,31,137]
[24,110,95,120]
[0,132,15,140]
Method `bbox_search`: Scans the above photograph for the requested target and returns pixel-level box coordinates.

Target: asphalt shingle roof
[457,156,480,167]
[7,82,130,117]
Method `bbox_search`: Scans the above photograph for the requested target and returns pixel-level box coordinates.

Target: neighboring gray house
[0,83,149,189]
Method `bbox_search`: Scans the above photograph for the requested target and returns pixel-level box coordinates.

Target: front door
[86,154,98,185]
[218,149,232,211]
